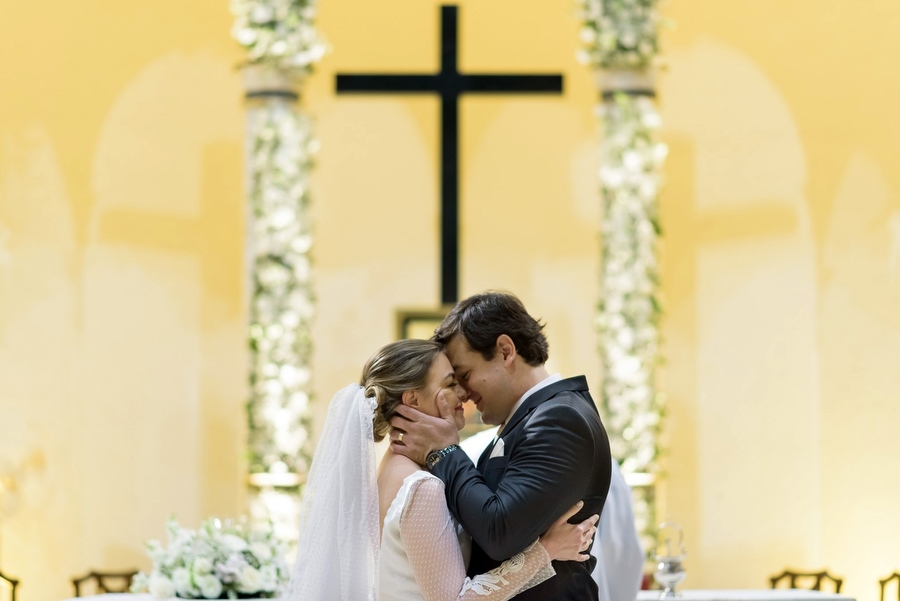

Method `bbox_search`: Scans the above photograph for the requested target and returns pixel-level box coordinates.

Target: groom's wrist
[425,444,460,470]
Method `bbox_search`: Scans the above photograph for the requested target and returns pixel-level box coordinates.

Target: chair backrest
[880,572,900,601]
[770,569,844,593]
[0,569,19,601]
[71,570,138,597]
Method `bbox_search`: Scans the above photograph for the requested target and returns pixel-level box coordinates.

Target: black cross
[336,5,563,304]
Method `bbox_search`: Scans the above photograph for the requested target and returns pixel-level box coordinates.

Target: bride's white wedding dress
[285,384,556,601]
[379,470,554,601]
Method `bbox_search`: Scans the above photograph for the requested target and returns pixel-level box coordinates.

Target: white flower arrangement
[130,517,290,599]
[230,0,326,73]
[576,0,663,69]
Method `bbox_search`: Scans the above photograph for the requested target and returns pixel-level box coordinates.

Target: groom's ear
[401,390,419,407]
[495,335,517,366]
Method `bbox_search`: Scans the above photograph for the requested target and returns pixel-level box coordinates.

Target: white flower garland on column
[576,0,661,69]
[577,0,668,552]
[231,0,325,541]
[231,0,325,71]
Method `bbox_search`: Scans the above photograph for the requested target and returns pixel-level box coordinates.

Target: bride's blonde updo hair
[360,339,443,442]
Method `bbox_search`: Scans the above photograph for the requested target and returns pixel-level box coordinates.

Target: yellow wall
[1,1,899,600]
[0,2,247,600]
[659,2,900,599]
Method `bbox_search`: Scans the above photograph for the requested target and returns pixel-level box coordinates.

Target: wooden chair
[0,569,19,601]
[880,572,900,601]
[71,570,138,597]
[770,569,844,593]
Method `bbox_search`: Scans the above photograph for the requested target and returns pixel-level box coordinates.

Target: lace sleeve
[399,476,555,601]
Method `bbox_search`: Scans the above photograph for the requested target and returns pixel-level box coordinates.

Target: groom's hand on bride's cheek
[389,403,460,465]
[387,405,420,462]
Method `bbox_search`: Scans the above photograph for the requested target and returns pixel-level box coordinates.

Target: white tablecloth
[638,590,854,601]
[61,596,272,601]
[66,590,854,601]
[61,597,148,601]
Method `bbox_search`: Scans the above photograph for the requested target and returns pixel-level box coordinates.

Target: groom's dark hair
[433,291,549,366]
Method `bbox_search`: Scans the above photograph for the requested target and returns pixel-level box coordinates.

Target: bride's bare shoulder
[378,451,421,485]
[378,451,425,526]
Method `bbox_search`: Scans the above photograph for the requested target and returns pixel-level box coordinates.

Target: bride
[286,339,599,601]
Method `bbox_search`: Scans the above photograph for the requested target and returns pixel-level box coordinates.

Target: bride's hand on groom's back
[538,501,600,562]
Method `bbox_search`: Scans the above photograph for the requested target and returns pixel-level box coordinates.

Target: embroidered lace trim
[399,475,555,600]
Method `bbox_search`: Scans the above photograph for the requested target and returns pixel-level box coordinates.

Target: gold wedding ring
[397,432,404,443]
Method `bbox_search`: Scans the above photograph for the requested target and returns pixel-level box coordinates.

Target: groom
[391,291,612,600]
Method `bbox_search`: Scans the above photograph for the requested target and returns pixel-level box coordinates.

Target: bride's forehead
[429,353,453,372]
[432,353,449,365]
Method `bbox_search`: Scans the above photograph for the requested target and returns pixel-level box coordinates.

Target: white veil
[284,384,380,601]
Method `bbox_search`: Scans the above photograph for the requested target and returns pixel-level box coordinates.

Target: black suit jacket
[432,376,612,601]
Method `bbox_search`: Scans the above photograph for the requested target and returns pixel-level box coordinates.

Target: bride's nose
[455,384,468,401]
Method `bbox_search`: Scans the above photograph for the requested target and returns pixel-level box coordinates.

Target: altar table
[60,596,271,601]
[638,590,854,601]
[65,590,855,601]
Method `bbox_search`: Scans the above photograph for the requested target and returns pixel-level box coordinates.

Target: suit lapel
[502,375,594,434]
[476,376,595,477]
